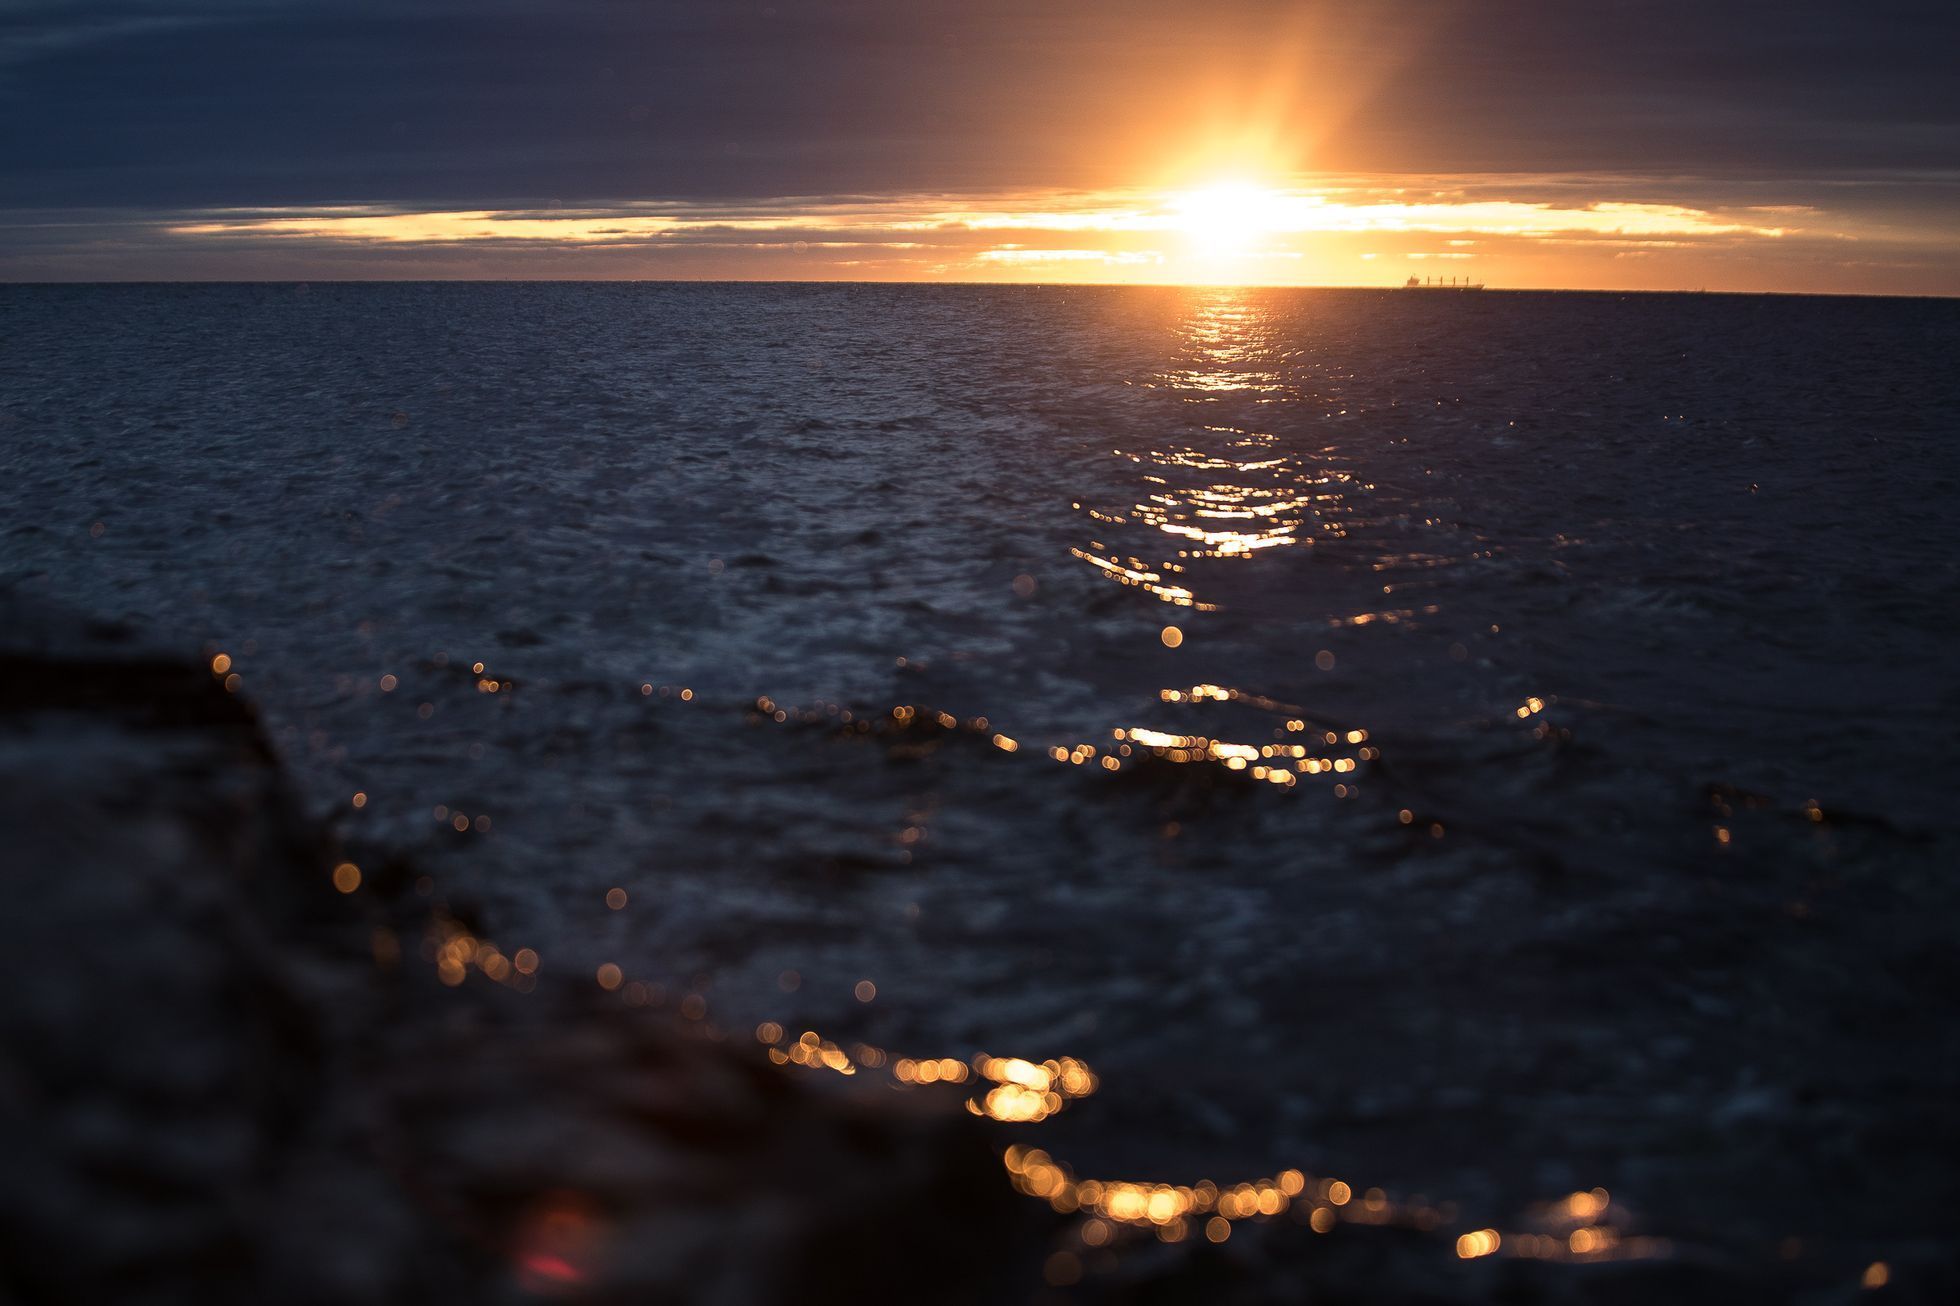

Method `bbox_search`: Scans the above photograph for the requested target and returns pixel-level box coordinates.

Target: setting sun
[1171,182,1292,263]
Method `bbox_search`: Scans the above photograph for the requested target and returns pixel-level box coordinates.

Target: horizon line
[3,278,1955,301]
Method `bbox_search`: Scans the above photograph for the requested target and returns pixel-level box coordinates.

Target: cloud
[3,1,1957,209]
[10,177,1943,292]
[155,188,1801,249]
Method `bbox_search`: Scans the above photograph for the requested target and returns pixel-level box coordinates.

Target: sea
[4,283,1958,1270]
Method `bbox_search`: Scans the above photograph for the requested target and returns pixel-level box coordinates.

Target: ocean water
[4,283,1958,1262]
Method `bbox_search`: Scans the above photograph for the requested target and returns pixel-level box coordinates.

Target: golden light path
[161,177,1808,286]
[1067,290,1347,605]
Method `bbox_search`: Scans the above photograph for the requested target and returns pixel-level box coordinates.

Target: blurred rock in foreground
[0,599,1028,1305]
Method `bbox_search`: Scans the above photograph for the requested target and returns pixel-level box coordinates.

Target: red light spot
[518,1252,582,1287]
[509,1192,607,1295]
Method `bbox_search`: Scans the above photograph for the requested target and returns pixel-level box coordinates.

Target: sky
[2,0,1956,291]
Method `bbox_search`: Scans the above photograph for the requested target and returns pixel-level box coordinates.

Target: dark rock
[0,601,1035,1305]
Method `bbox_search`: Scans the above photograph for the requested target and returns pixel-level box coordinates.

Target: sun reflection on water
[754,1023,1101,1123]
[743,688,1378,798]
[1071,292,1359,612]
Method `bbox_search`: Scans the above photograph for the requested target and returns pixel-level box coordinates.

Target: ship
[1404,275,1483,290]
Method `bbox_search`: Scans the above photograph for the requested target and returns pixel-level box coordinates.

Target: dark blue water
[4,284,1958,1269]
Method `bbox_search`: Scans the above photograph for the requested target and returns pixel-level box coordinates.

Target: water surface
[4,283,1957,1265]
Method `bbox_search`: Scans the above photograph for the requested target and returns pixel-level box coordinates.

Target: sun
[1171,181,1292,259]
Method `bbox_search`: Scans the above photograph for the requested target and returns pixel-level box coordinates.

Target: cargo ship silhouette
[1404,275,1484,290]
